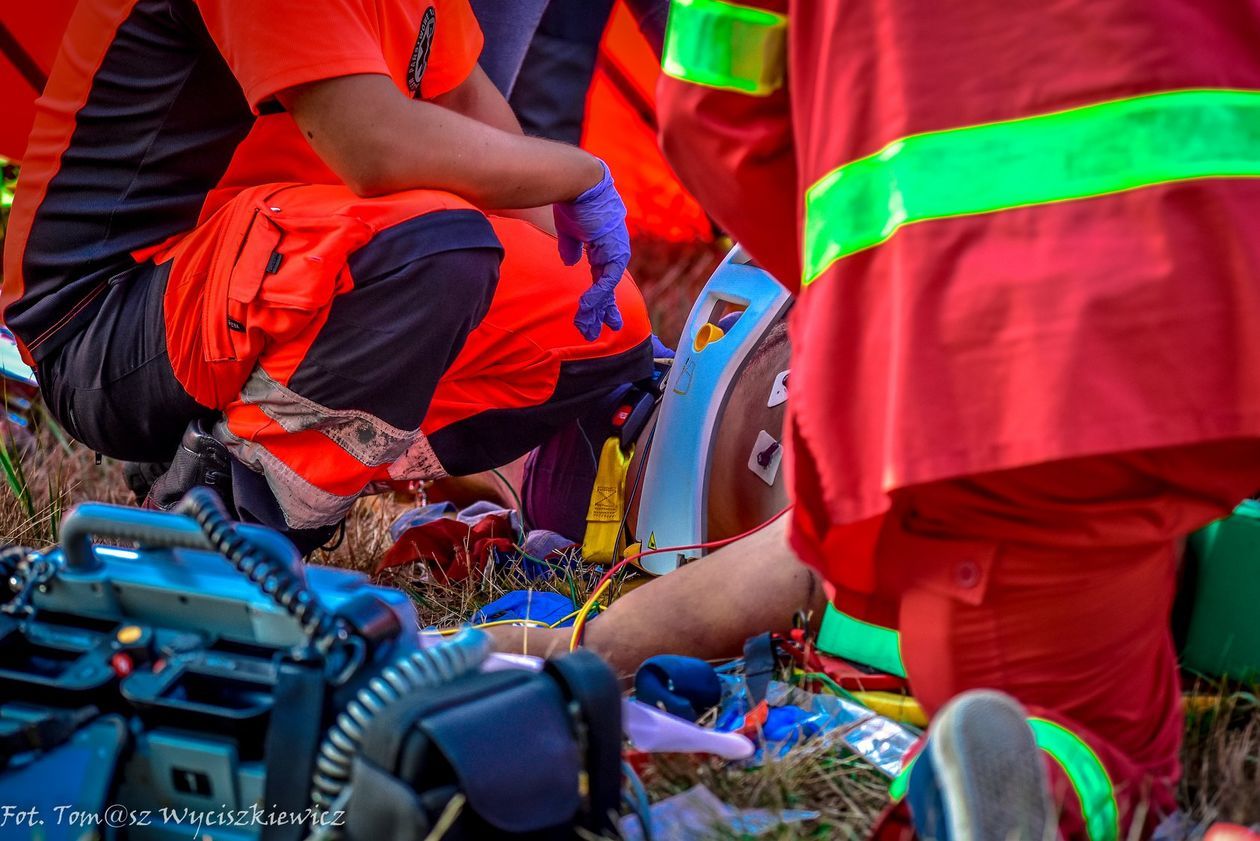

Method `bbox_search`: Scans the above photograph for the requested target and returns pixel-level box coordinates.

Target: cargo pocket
[201,198,371,406]
[204,202,279,365]
[252,206,373,343]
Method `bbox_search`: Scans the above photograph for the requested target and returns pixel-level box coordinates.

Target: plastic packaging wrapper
[714,679,917,776]
[379,501,521,582]
[765,682,917,776]
[618,784,819,841]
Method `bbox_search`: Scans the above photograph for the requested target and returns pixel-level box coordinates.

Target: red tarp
[582,2,713,243]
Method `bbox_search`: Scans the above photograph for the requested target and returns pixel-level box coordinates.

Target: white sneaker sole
[931,690,1056,841]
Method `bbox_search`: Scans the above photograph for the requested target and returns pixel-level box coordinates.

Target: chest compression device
[628,249,909,683]
[635,245,792,574]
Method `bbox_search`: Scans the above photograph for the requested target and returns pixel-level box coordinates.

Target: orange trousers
[39,183,652,536]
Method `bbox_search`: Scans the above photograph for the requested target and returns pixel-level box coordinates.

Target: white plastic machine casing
[634,246,791,574]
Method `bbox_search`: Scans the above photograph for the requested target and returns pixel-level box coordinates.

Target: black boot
[140,418,235,513]
[228,460,342,557]
[122,460,169,505]
[135,418,341,556]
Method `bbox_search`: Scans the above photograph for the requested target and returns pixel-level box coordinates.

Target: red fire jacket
[657,0,1260,595]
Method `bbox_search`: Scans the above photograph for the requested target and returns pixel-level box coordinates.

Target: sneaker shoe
[907,690,1055,841]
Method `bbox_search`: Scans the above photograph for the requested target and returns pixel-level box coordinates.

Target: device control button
[116,625,143,645]
[110,652,134,678]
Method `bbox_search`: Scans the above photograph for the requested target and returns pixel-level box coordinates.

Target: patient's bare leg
[488,518,825,677]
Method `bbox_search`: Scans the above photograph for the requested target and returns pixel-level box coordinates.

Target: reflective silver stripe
[387,435,447,483]
[240,368,420,469]
[215,422,360,531]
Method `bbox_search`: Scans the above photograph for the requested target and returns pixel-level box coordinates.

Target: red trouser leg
[872,441,1260,840]
[221,213,651,529]
[413,216,653,476]
[898,539,1181,839]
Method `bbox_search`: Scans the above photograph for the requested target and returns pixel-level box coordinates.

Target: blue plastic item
[472,590,578,628]
[635,246,791,574]
[761,705,823,746]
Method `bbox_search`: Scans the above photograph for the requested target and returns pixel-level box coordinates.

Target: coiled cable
[309,628,490,828]
[1,545,48,617]
[175,488,491,833]
[176,487,346,653]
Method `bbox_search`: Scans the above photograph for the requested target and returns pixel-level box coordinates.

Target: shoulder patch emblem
[408,6,437,97]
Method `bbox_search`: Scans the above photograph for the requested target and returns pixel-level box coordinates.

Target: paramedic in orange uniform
[4,0,652,549]
[657,1,1260,838]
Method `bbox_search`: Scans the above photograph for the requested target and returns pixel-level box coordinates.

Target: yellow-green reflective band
[803,88,1260,285]
[888,752,917,801]
[662,0,787,96]
[816,604,907,678]
[1029,718,1120,841]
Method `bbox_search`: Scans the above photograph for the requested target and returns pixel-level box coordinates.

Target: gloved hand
[553,159,631,341]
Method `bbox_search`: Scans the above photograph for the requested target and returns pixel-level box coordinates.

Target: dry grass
[641,748,891,839]
[3,421,1257,839]
[1181,691,1260,829]
[0,235,1255,838]
[0,406,132,548]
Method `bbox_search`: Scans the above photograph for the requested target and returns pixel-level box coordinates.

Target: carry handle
[59,502,305,583]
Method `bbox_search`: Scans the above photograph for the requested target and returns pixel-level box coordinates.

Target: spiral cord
[1,545,48,616]
[310,629,490,828]
[173,488,492,837]
[176,487,345,652]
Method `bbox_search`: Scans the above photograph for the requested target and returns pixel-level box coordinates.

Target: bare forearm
[354,104,599,205]
[585,519,823,676]
[431,71,560,231]
[280,74,602,207]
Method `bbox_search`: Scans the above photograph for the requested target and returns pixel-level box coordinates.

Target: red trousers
[852,440,1260,840]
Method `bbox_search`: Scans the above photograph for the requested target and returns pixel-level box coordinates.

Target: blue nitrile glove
[554,159,631,341]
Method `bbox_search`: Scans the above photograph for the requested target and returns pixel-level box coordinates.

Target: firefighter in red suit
[657,1,1260,838]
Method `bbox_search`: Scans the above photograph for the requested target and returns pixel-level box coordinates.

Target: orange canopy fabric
[0,1,76,161]
[581,2,713,244]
